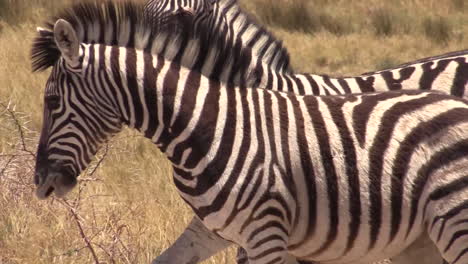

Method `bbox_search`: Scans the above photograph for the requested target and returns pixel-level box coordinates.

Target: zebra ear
[53,19,80,65]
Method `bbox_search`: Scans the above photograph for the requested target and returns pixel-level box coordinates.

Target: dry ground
[1,0,468,263]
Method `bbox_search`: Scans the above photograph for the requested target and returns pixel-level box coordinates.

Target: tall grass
[0,0,72,24]
[251,0,352,35]
[451,0,467,10]
[371,8,394,36]
[254,0,315,33]
[423,16,453,45]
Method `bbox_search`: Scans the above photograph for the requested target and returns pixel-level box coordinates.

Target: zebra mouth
[36,177,57,200]
[36,169,76,200]
[45,185,55,198]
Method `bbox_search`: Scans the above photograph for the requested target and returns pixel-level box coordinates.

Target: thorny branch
[0,101,35,157]
[0,155,15,179]
[60,199,101,264]
[0,101,36,179]
[58,146,110,263]
[89,143,109,176]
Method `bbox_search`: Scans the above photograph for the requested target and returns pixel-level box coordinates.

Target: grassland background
[1,0,468,263]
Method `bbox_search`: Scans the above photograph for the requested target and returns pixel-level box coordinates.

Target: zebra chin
[35,168,77,200]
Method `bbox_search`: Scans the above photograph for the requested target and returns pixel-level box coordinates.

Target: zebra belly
[285,175,425,264]
[185,173,423,264]
[283,146,430,263]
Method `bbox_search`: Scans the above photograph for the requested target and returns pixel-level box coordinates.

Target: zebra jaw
[35,170,77,200]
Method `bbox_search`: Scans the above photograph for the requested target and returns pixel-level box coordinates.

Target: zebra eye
[45,95,61,110]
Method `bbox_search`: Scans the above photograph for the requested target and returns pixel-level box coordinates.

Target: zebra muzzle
[35,167,77,199]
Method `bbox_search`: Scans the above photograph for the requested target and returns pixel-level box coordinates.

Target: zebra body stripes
[32,2,468,264]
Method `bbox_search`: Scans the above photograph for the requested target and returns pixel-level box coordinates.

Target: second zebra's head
[33,19,123,199]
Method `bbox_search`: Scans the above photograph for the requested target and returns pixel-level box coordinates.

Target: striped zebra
[32,2,468,264]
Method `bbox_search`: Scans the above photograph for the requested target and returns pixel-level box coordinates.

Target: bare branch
[0,101,36,157]
[0,155,15,179]
[88,143,109,176]
[60,199,101,264]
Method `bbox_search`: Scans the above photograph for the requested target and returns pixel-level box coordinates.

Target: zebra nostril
[45,186,55,197]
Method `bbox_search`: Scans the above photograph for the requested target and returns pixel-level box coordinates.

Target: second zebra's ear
[53,19,80,65]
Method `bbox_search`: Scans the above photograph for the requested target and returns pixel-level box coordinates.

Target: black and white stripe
[32,2,468,264]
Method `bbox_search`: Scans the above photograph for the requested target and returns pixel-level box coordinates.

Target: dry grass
[1,0,468,263]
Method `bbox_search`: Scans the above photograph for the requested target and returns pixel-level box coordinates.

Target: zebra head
[33,20,122,199]
[30,0,262,199]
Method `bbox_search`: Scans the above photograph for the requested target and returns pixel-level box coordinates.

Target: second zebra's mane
[143,0,291,72]
[31,0,255,84]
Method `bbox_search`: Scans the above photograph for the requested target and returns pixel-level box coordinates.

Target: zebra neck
[160,67,224,170]
[117,51,223,174]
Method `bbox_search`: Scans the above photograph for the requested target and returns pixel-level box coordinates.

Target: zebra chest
[173,162,298,244]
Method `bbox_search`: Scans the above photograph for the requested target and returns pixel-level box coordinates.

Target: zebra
[32,2,468,264]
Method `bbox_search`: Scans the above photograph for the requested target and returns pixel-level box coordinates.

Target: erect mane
[31,0,254,82]
[225,0,291,72]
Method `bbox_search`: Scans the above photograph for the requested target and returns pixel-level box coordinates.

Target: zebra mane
[32,1,147,72]
[31,0,254,81]
[226,0,291,72]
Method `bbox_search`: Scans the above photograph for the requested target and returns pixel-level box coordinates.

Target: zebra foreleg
[151,217,231,264]
[240,237,299,264]
[389,234,443,264]
[236,248,314,264]
[426,191,468,264]
[244,250,299,264]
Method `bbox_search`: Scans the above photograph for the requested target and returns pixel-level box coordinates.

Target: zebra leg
[151,217,231,264]
[241,238,299,264]
[237,247,319,264]
[246,251,299,264]
[390,234,443,264]
[426,196,468,263]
